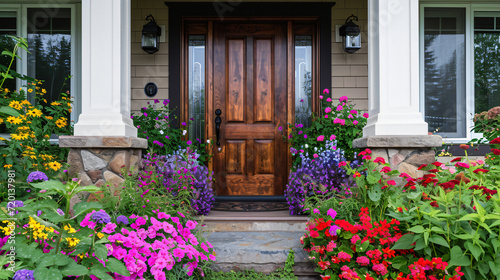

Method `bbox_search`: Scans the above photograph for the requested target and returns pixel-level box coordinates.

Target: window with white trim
[0,4,80,132]
[420,4,500,142]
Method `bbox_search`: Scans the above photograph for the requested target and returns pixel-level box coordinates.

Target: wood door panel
[226,140,245,174]
[214,22,287,196]
[227,39,245,123]
[255,140,274,174]
[226,175,275,195]
[254,38,273,123]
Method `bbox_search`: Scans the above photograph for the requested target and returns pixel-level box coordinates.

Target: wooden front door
[213,22,288,196]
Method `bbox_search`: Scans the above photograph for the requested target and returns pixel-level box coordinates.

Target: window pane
[424,8,466,138]
[188,35,205,142]
[27,8,71,106]
[475,17,494,30]
[474,13,500,114]
[0,12,17,93]
[295,35,312,127]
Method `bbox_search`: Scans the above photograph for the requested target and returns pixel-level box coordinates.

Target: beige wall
[130,0,368,112]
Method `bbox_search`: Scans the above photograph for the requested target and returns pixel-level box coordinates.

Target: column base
[73,114,137,137]
[363,113,429,136]
[59,136,147,207]
[353,135,442,178]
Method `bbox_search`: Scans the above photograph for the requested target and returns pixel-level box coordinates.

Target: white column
[74,0,136,137]
[364,0,428,136]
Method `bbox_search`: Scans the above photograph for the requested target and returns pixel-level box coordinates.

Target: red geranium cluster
[469,185,498,200]
[396,258,463,280]
[302,207,408,279]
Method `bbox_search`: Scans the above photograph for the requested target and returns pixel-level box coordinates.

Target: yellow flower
[55,117,67,128]
[0,137,5,141]
[8,101,22,110]
[97,232,104,239]
[11,133,28,141]
[43,99,47,103]
[45,116,54,120]
[48,161,62,171]
[42,88,47,94]
[64,224,77,234]
[6,116,22,124]
[4,88,9,93]
[17,126,30,131]
[66,237,80,247]
[26,108,43,118]
[27,88,33,93]
[3,164,12,169]
[51,101,61,106]
[67,103,72,108]
[21,100,31,106]
[0,118,3,124]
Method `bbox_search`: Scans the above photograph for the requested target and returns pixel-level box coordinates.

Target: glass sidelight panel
[295,35,312,127]
[188,35,205,142]
[0,11,17,93]
[474,12,500,114]
[27,8,71,104]
[423,8,466,138]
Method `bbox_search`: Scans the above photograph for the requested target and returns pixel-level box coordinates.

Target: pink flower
[356,256,370,266]
[339,96,348,102]
[319,95,324,99]
[387,180,396,186]
[113,248,127,260]
[323,88,329,94]
[317,135,325,141]
[327,209,337,219]
[330,134,336,141]
[350,234,361,245]
[313,153,319,158]
[363,113,369,118]
[455,162,470,169]
[334,118,346,125]
[353,120,359,125]
[324,115,329,119]
[313,208,320,214]
[337,252,351,261]
[102,223,117,234]
[338,161,347,167]
[325,107,332,113]
[327,97,332,102]
[373,157,386,164]
[348,114,353,119]
[350,109,358,114]
[304,134,308,139]
[336,105,343,111]
[186,220,197,230]
[372,263,388,275]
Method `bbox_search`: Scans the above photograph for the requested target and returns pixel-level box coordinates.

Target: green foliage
[204,250,297,280]
[131,100,212,164]
[288,91,367,166]
[471,107,500,143]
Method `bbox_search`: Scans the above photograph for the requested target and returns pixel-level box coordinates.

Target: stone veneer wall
[353,135,443,180]
[59,136,148,205]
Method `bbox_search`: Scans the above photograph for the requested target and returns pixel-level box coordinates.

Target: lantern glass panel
[142,33,157,48]
[345,34,361,48]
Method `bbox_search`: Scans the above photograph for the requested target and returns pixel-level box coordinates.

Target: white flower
[314,147,317,151]
[305,144,309,148]
[207,139,210,144]
[183,130,187,136]
[159,130,164,135]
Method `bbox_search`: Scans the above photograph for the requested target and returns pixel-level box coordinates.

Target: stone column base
[59,136,148,195]
[353,135,442,178]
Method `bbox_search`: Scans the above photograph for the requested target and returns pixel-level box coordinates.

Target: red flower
[430,201,439,208]
[387,180,396,186]
[320,276,331,280]
[374,157,386,164]
[310,230,319,238]
[473,168,489,174]
[381,166,392,173]
[491,148,500,155]
[460,144,470,150]
[490,137,500,144]
[450,157,462,162]
[432,161,443,167]
[417,164,427,170]
[353,172,361,178]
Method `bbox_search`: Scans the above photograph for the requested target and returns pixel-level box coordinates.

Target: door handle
[215,109,222,146]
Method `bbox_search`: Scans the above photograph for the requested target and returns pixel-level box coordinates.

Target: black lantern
[142,15,161,54]
[339,15,361,53]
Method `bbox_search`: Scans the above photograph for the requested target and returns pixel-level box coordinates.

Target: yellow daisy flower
[3,164,12,169]
[55,117,67,128]
[45,116,54,120]
[21,100,31,106]
[9,101,22,110]
[27,88,33,93]
[0,118,3,124]
[42,88,47,93]
[6,116,22,125]
[51,101,61,106]
[47,161,62,171]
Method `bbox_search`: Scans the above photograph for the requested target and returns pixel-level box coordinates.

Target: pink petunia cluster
[108,212,215,280]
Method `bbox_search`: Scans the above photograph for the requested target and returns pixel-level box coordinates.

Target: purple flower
[181,122,187,126]
[329,225,341,236]
[143,112,148,117]
[165,135,170,139]
[7,200,24,208]
[37,210,42,216]
[27,171,49,183]
[116,215,129,225]
[13,269,34,280]
[278,126,283,131]
[56,208,64,216]
[153,140,164,147]
[154,99,160,103]
[163,99,170,105]
[187,140,192,145]
[91,210,111,224]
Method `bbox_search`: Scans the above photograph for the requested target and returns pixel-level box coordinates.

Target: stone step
[205,231,318,279]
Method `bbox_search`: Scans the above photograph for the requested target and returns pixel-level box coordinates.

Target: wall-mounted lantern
[339,15,361,53]
[142,14,161,54]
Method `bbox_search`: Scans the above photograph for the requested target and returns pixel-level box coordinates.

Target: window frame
[419,2,500,143]
[0,3,81,142]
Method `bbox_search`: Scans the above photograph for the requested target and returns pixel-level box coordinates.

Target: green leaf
[54,254,71,266]
[1,50,13,57]
[464,266,476,280]
[466,242,483,261]
[454,233,474,240]
[89,266,113,280]
[74,185,101,194]
[30,180,66,194]
[73,202,102,219]
[391,256,407,271]
[94,244,108,261]
[408,226,425,234]
[459,213,481,223]
[60,262,89,276]
[424,231,429,245]
[429,235,449,248]
[367,172,381,185]
[414,238,426,251]
[30,215,60,231]
[0,106,20,117]
[449,246,471,267]
[106,258,131,276]
[367,189,382,202]
[392,234,415,250]
[430,226,447,234]
[34,266,63,280]
[71,237,92,256]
